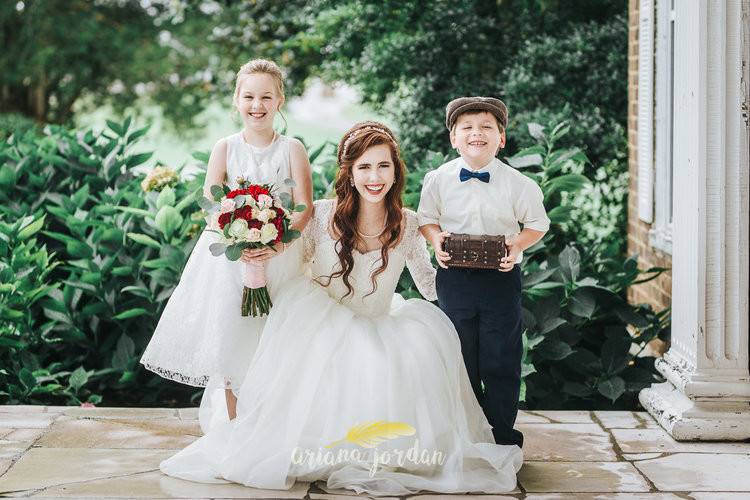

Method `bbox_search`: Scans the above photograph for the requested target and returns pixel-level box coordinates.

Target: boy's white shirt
[417,156,550,264]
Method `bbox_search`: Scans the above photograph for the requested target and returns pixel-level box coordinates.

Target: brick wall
[627,0,672,313]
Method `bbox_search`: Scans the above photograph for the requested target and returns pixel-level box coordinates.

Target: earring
[349,178,355,187]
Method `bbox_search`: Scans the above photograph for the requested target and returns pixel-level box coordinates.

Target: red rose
[217,212,232,228]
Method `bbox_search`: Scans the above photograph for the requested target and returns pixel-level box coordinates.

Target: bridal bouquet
[200,178,304,317]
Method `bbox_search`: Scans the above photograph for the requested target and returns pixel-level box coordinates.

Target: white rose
[220,198,235,214]
[247,228,262,243]
[260,223,279,244]
[228,219,249,239]
[263,208,277,222]
[258,194,274,209]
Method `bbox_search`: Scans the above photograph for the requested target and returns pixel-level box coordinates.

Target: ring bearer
[418,96,550,447]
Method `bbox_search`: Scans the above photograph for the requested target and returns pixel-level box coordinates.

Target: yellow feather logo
[325,421,416,449]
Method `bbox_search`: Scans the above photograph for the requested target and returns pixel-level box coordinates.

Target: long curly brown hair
[319,121,407,299]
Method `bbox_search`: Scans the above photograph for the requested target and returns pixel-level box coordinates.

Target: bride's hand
[240,242,285,263]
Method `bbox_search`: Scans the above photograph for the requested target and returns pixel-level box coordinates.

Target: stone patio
[0,405,749,499]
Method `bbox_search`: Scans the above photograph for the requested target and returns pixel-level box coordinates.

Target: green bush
[1,118,668,410]
[0,118,203,406]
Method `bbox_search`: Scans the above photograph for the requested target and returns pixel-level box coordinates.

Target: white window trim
[637,0,655,224]
[649,0,674,254]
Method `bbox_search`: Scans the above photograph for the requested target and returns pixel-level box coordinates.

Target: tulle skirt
[160,274,523,496]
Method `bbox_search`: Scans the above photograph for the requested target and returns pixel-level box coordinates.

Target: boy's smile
[450,111,505,170]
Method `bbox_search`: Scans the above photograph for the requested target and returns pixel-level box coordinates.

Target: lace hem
[141,362,233,389]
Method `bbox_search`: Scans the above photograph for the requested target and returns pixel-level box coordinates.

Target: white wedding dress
[160,199,523,496]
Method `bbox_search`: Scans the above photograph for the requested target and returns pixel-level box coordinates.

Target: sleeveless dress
[159,199,523,496]
[140,132,305,398]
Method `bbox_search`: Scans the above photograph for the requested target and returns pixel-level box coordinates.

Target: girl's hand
[240,242,285,263]
[499,235,521,272]
[432,231,452,269]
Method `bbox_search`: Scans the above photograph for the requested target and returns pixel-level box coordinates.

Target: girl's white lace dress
[159,199,523,496]
[140,132,304,394]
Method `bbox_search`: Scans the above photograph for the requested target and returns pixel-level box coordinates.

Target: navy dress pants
[436,264,524,448]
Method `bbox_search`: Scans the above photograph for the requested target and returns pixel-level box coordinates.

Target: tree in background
[2,0,628,250]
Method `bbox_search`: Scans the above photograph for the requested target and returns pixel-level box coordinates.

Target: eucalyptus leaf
[209,242,227,256]
[225,245,242,261]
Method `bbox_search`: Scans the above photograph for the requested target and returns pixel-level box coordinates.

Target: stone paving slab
[36,417,201,449]
[517,461,651,493]
[0,406,748,499]
[633,453,750,491]
[17,470,310,498]
[517,424,617,462]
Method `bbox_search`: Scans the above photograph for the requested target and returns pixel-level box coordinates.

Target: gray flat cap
[445,96,508,130]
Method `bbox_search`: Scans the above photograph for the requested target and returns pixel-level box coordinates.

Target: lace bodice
[225,132,292,195]
[302,199,437,317]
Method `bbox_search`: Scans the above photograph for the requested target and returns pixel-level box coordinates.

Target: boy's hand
[499,235,521,272]
[432,231,452,269]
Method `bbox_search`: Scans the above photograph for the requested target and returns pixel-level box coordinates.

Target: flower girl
[140,59,313,424]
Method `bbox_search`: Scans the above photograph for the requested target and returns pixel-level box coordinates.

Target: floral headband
[340,125,396,159]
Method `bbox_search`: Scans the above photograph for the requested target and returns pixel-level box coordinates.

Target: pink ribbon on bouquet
[243,260,267,289]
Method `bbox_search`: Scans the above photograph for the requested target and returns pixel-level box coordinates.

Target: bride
[160,121,523,496]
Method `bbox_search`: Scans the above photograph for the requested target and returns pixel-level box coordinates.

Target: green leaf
[601,335,633,374]
[210,185,224,200]
[126,124,151,144]
[209,242,227,256]
[125,152,153,168]
[114,206,152,218]
[69,366,89,391]
[528,123,545,141]
[17,215,45,240]
[536,338,573,360]
[547,205,573,224]
[558,245,581,284]
[67,240,93,259]
[198,197,216,211]
[127,232,161,249]
[106,119,124,136]
[597,376,626,402]
[569,288,596,318]
[113,308,149,320]
[112,334,135,371]
[293,203,306,213]
[19,368,37,390]
[544,174,589,194]
[156,187,176,209]
[225,245,242,261]
[154,206,182,239]
[192,151,210,163]
[507,153,543,169]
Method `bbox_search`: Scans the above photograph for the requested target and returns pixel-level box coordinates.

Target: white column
[639,0,750,441]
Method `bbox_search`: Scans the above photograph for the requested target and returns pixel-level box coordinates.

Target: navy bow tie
[459,167,490,183]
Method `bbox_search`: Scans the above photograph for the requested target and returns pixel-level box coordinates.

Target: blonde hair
[232,58,288,129]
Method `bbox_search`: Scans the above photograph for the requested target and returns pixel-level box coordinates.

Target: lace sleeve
[302,210,316,263]
[403,210,437,301]
[302,199,332,263]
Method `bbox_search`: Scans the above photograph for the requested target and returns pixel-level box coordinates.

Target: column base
[639,381,750,441]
